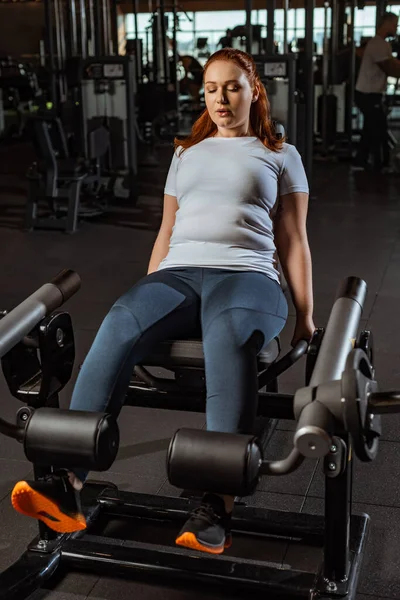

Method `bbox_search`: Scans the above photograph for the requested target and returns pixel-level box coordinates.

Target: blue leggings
[69,267,288,481]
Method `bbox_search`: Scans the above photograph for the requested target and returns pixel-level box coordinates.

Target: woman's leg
[70,269,200,416]
[12,268,201,532]
[68,268,201,484]
[201,270,287,434]
[176,270,288,554]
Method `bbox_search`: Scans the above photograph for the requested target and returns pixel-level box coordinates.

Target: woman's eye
[206,87,239,93]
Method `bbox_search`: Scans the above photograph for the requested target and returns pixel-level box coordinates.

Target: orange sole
[176,531,232,555]
[11,481,87,534]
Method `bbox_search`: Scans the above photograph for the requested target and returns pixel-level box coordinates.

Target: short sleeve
[279,145,309,196]
[164,149,181,196]
[371,39,392,64]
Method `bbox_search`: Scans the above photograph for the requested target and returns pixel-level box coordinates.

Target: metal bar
[0,270,80,359]
[309,277,366,387]
[368,391,400,413]
[0,418,24,442]
[103,0,111,55]
[287,56,297,144]
[57,0,68,102]
[133,0,141,85]
[152,14,159,83]
[172,0,179,109]
[316,512,370,597]
[110,0,119,55]
[98,491,324,539]
[0,550,61,600]
[304,0,315,180]
[283,0,289,54]
[159,0,169,85]
[87,0,95,55]
[34,465,63,543]
[258,339,308,387]
[323,435,351,582]
[346,0,356,150]
[245,0,253,54]
[93,0,104,56]
[331,0,338,83]
[321,1,329,155]
[125,386,295,419]
[62,536,315,595]
[53,0,63,71]
[44,0,57,109]
[266,0,276,55]
[79,0,88,58]
[69,0,78,56]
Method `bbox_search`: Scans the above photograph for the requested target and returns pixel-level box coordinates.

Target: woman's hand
[291,313,315,347]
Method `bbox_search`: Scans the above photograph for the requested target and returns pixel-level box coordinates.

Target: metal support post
[304,0,315,180]
[266,0,276,55]
[132,0,141,85]
[110,0,119,55]
[246,0,253,54]
[283,0,289,54]
[93,0,104,56]
[159,0,169,85]
[44,0,57,110]
[79,0,88,58]
[323,435,352,583]
[68,0,78,56]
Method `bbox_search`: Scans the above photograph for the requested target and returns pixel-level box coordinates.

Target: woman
[11,49,314,555]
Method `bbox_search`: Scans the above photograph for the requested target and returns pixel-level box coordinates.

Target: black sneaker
[11,471,86,533]
[175,493,233,554]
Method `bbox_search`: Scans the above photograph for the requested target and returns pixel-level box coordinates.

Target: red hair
[174,48,284,155]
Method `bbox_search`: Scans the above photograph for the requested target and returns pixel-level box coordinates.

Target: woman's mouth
[216,110,231,117]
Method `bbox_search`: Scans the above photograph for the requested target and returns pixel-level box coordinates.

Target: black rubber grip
[50,269,81,303]
[335,276,367,309]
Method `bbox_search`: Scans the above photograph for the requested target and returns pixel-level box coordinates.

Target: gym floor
[0,143,399,600]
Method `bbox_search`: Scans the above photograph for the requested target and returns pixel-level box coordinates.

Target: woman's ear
[252,84,260,103]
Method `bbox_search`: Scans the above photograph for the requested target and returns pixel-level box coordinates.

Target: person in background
[354,12,400,172]
[218,29,233,49]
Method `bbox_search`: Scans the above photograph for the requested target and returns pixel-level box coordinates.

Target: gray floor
[0,144,400,600]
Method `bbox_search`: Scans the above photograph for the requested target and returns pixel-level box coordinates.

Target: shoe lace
[191,503,221,526]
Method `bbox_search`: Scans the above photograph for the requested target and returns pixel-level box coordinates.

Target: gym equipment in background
[66,56,137,202]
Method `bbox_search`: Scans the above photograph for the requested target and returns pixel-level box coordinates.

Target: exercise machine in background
[254,54,298,147]
[66,55,138,201]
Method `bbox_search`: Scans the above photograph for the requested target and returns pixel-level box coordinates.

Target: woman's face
[204,60,258,137]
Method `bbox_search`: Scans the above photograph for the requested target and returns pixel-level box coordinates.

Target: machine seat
[141,337,280,370]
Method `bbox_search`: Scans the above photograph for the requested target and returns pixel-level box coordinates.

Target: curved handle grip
[259,339,309,388]
[259,447,305,476]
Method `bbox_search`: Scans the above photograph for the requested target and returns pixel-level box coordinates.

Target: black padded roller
[23,408,119,471]
[167,428,263,497]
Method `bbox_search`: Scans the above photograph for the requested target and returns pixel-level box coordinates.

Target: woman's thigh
[201,270,288,347]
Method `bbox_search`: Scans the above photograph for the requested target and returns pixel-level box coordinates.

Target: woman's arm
[274,191,315,345]
[147,194,179,274]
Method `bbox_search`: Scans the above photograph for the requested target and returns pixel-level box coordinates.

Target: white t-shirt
[158,137,309,282]
[356,35,393,94]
